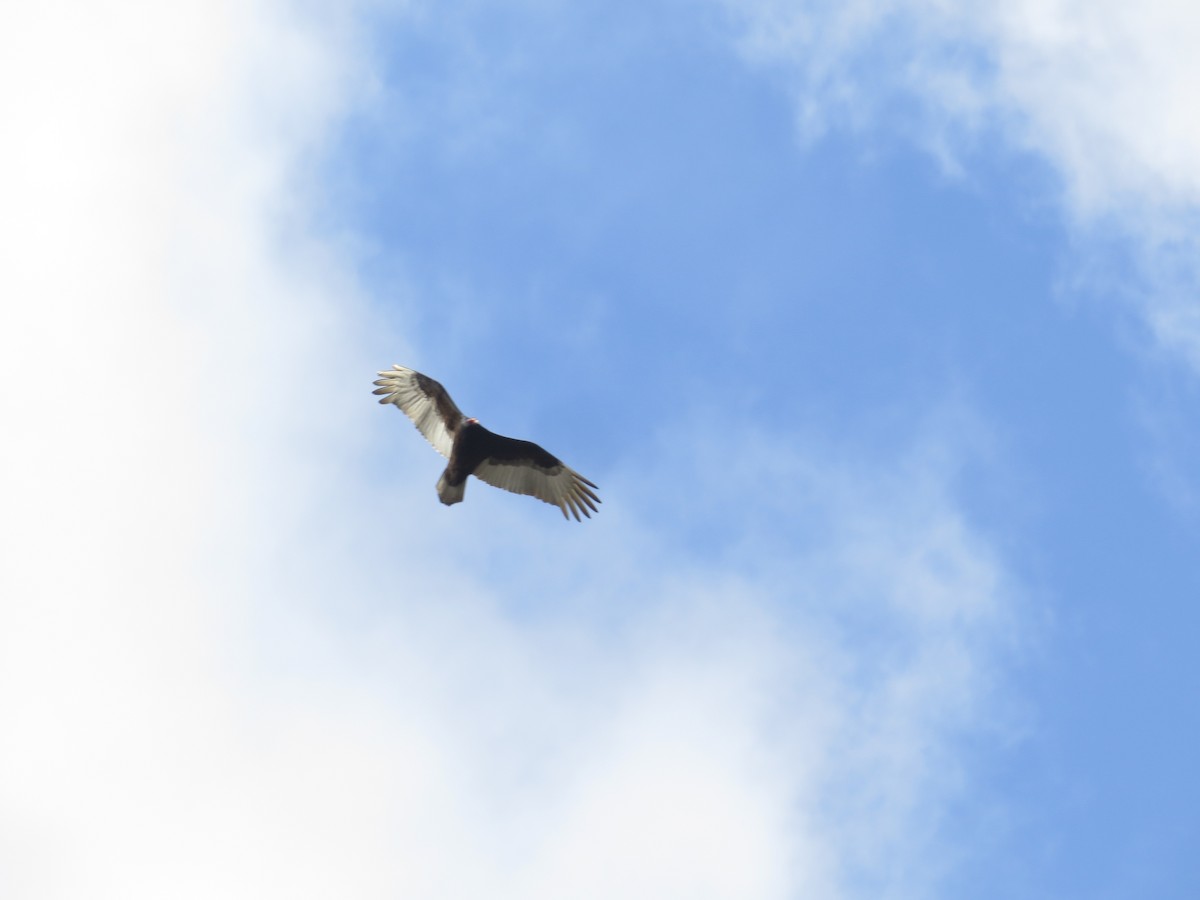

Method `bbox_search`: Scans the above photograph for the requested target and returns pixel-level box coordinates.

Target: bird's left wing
[472,435,601,521]
[373,365,463,458]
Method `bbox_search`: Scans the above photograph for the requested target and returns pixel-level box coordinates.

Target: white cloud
[0,2,1015,898]
[716,0,1200,369]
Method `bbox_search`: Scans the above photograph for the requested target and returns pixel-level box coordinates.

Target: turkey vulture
[373,365,601,521]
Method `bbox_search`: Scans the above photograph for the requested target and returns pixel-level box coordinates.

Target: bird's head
[465,417,479,425]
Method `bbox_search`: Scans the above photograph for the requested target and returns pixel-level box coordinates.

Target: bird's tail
[437,471,465,506]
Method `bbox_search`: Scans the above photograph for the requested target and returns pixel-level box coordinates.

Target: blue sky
[2,1,1198,897]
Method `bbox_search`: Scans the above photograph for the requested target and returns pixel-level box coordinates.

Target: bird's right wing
[373,365,463,458]
[470,433,601,521]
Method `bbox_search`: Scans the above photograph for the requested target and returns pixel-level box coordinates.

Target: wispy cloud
[298,408,1017,898]
[716,0,1200,371]
[0,2,1017,897]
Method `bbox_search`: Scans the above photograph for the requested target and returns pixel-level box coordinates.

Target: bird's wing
[471,433,601,521]
[373,365,463,458]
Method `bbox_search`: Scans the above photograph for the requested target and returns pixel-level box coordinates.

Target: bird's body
[374,365,600,520]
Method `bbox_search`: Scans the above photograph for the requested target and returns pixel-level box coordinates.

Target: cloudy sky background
[2,1,1197,897]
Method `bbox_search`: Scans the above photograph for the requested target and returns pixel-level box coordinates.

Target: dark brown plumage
[373,365,601,521]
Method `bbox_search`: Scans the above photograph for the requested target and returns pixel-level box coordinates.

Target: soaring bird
[374,365,601,521]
